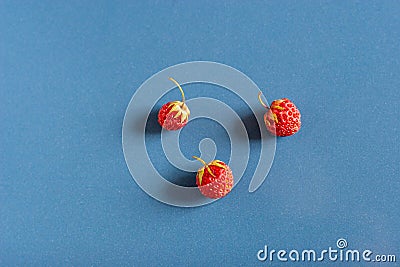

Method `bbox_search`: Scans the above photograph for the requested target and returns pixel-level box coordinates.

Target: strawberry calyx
[259,93,291,124]
[270,99,287,111]
[192,156,227,185]
[166,77,190,123]
[267,111,279,123]
[167,101,190,123]
[258,92,287,111]
[271,104,285,110]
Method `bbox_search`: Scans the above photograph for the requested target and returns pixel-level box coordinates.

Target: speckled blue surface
[1,1,399,265]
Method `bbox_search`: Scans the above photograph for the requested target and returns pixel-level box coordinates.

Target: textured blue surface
[1,1,399,266]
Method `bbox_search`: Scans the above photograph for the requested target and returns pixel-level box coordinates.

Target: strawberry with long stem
[158,77,190,131]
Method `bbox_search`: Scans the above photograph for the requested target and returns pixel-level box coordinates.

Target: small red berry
[158,77,190,131]
[193,156,234,199]
[258,92,301,137]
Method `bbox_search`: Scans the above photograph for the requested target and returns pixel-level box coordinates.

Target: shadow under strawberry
[162,174,209,205]
[145,108,163,135]
[167,172,197,187]
[238,113,262,140]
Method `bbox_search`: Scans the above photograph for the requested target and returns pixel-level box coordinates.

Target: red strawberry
[258,92,301,137]
[192,156,234,199]
[158,77,190,131]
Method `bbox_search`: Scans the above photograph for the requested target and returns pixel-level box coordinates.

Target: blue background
[1,1,399,266]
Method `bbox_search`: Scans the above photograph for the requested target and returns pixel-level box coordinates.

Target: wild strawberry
[192,156,234,199]
[158,77,190,131]
[258,92,301,137]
